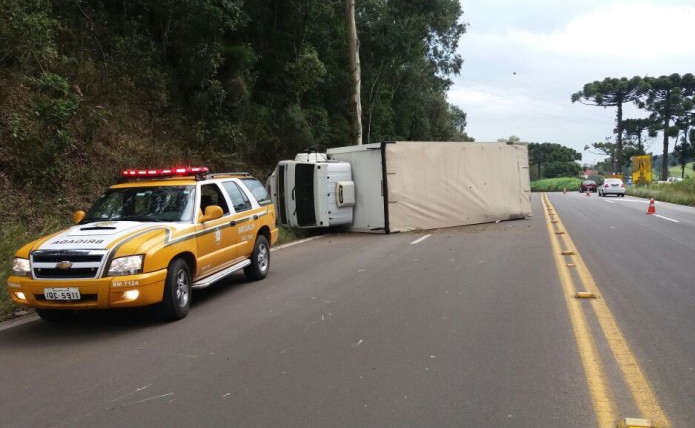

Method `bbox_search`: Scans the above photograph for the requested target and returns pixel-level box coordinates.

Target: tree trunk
[662,117,669,181]
[615,102,623,174]
[346,0,362,145]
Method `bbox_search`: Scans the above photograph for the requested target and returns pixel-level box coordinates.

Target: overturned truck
[267,141,532,233]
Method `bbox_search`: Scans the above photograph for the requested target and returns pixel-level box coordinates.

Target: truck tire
[158,258,191,321]
[36,309,74,322]
[244,235,270,281]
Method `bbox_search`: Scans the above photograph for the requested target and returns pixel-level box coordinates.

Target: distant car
[579,180,597,193]
[598,178,625,197]
[666,177,683,183]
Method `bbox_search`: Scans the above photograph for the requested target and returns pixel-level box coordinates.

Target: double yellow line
[542,193,670,428]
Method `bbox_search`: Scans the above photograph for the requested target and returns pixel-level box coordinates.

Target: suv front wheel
[158,258,191,321]
[244,235,270,281]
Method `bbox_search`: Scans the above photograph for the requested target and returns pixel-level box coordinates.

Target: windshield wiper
[114,215,158,222]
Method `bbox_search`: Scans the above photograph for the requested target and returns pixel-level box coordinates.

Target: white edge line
[0,313,39,332]
[653,214,679,223]
[410,234,432,245]
[272,235,325,251]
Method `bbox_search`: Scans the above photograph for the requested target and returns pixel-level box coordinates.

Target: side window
[222,182,252,212]
[241,178,271,205]
[199,184,230,214]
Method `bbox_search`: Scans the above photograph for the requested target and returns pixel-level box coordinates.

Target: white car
[598,178,625,197]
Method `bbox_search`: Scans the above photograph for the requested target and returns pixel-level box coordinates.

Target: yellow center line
[542,193,671,428]
[542,194,617,428]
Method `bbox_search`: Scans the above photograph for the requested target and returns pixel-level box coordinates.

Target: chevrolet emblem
[56,261,73,269]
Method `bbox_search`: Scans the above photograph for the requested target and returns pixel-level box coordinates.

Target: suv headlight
[107,255,144,276]
[12,258,31,277]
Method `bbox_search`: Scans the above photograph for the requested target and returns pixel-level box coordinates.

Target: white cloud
[450,0,695,165]
[530,3,695,60]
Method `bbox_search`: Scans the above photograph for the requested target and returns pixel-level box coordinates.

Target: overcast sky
[448,0,695,165]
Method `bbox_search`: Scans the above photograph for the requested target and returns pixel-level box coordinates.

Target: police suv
[7,167,278,321]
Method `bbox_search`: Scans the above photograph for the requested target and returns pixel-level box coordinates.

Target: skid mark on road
[542,193,670,428]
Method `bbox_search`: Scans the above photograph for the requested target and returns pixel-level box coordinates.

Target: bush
[531,177,582,192]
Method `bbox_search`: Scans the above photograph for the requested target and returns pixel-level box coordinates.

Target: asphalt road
[1,192,693,428]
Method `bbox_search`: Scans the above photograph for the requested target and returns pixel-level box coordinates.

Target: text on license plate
[44,288,81,300]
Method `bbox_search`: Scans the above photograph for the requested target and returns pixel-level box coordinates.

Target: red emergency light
[121,166,209,178]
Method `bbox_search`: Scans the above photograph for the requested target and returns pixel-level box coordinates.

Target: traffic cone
[646,198,656,214]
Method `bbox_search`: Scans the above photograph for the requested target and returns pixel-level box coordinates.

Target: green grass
[627,179,695,207]
[668,162,695,179]
[531,177,583,192]
[1,216,67,321]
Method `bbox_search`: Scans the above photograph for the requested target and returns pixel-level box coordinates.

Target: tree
[642,73,695,181]
[673,140,692,178]
[584,140,616,172]
[529,142,582,179]
[346,0,362,145]
[571,77,646,174]
[357,0,466,143]
[622,118,654,154]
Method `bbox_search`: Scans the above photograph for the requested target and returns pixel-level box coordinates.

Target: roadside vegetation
[0,1,469,321]
[531,177,583,192]
[627,179,695,207]
[531,176,695,207]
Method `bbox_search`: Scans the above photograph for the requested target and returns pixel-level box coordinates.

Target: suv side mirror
[199,205,223,223]
[73,210,86,224]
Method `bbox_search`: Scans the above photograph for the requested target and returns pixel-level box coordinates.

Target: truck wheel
[244,235,270,281]
[36,309,74,322]
[158,258,191,321]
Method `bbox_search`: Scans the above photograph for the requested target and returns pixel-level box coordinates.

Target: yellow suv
[7,167,278,321]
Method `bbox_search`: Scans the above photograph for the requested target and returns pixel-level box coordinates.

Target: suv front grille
[31,250,108,279]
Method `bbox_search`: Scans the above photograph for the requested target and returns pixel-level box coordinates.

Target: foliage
[531,177,583,192]
[573,74,695,181]
[571,77,647,172]
[528,142,582,180]
[642,73,695,181]
[0,0,471,320]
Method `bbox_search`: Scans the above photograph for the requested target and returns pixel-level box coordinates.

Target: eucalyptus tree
[346,0,362,145]
[571,76,646,174]
[642,73,695,180]
[357,0,466,143]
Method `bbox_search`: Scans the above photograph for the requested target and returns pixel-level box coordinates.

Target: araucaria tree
[643,73,695,180]
[571,77,646,174]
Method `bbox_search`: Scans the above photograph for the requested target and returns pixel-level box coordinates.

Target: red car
[580,180,597,193]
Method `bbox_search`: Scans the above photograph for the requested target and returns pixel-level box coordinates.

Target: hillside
[0,0,470,319]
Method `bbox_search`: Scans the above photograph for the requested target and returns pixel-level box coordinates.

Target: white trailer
[268,141,531,233]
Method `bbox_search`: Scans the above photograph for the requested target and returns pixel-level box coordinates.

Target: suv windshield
[81,185,196,223]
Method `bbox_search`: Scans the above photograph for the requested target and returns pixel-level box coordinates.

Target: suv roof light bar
[121,166,210,180]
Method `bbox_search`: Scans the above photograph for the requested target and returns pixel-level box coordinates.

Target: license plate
[44,287,81,300]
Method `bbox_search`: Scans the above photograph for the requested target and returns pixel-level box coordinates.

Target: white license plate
[44,287,81,300]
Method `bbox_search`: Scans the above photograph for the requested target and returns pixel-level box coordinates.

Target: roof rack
[205,172,252,179]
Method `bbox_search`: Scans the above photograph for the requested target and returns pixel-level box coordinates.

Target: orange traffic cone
[646,198,656,214]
